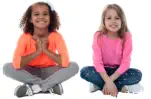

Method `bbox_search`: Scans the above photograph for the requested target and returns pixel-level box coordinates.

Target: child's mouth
[36,21,47,23]
[110,25,118,28]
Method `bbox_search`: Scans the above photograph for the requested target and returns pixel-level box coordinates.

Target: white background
[0,0,151,99]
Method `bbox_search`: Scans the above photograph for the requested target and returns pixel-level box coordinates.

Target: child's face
[104,9,121,33]
[31,4,50,33]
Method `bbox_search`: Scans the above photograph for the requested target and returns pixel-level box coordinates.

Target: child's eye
[115,17,120,20]
[43,13,48,16]
[34,13,39,16]
[107,17,111,19]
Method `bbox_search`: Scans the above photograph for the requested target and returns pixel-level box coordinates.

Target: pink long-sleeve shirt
[92,31,132,74]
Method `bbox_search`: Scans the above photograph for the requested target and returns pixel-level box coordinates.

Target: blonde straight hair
[98,4,129,44]
[96,4,130,50]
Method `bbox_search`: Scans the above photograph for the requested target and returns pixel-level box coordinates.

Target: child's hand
[33,35,43,54]
[42,38,48,51]
[103,81,118,97]
[40,37,49,52]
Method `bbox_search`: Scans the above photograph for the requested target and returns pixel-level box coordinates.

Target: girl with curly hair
[3,2,79,98]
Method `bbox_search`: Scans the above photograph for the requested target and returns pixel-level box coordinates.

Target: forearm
[44,49,62,65]
[110,72,120,81]
[99,72,120,83]
[20,51,41,68]
[99,72,112,83]
[110,33,132,81]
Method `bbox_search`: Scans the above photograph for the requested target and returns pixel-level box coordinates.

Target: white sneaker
[125,83,144,94]
[89,83,100,93]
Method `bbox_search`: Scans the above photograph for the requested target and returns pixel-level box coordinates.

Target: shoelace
[48,88,55,95]
[26,84,33,96]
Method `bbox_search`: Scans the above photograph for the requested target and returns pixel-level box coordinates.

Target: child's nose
[111,19,116,23]
[39,15,45,19]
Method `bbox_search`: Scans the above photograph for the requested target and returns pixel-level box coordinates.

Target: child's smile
[105,9,121,33]
[35,19,48,26]
[31,4,50,30]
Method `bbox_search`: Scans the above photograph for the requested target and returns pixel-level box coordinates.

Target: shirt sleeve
[13,34,26,69]
[92,32,106,73]
[116,32,132,74]
[55,33,69,67]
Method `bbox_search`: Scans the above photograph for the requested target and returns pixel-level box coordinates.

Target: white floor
[0,67,148,99]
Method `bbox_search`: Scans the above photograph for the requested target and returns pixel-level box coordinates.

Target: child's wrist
[110,76,115,81]
[43,49,48,53]
[36,50,42,55]
[104,77,113,84]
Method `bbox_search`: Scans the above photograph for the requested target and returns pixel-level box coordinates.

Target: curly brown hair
[20,2,60,35]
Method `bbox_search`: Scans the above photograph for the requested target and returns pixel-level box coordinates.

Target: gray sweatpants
[3,62,79,91]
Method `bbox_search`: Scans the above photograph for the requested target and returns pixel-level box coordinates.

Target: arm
[43,50,62,65]
[99,72,113,83]
[20,51,41,68]
[13,34,26,69]
[110,72,120,81]
[13,34,42,69]
[43,33,69,67]
[110,33,132,81]
[92,32,111,83]
[41,37,62,65]
[55,33,69,67]
[93,32,118,97]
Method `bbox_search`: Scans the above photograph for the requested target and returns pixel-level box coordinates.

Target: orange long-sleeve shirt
[13,32,69,69]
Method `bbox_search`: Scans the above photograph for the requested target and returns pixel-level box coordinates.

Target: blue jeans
[80,66,142,91]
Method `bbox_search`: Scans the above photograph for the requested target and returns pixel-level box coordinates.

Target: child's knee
[135,69,142,81]
[80,66,94,79]
[68,62,79,74]
[131,69,142,83]
[3,63,13,76]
